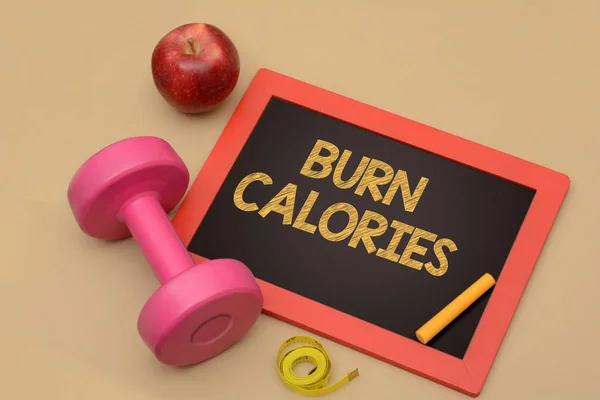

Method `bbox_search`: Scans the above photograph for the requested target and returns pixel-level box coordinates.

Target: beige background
[2,1,599,399]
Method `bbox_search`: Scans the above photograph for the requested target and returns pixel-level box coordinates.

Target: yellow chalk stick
[416,273,496,345]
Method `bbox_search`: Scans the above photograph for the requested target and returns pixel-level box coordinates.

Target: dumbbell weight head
[67,136,263,366]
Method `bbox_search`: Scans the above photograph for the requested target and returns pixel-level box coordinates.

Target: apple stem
[186,38,198,54]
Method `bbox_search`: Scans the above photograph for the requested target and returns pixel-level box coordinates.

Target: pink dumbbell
[67,136,263,367]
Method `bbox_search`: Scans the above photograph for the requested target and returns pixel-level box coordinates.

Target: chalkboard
[187,96,534,359]
[172,68,570,397]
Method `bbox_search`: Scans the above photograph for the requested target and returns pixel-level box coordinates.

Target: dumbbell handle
[122,193,195,284]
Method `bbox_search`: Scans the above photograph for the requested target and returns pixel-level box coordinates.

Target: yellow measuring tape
[276,335,359,397]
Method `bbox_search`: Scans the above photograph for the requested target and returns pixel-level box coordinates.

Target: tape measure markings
[276,335,359,397]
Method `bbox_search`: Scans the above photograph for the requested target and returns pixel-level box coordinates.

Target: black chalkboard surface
[173,68,569,396]
[187,96,535,359]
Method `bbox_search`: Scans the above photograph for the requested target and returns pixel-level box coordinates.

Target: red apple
[151,23,240,113]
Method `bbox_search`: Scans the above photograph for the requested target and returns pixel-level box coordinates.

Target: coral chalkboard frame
[172,68,570,397]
